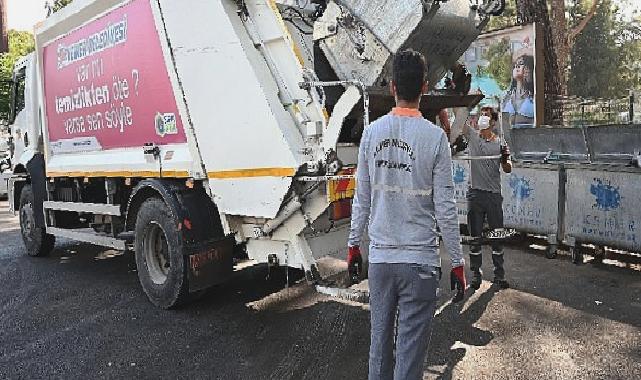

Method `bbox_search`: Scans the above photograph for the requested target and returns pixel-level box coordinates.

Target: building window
[465,48,477,61]
[479,46,489,60]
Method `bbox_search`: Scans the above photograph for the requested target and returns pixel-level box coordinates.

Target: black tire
[19,184,55,257]
[134,198,189,309]
[545,245,558,259]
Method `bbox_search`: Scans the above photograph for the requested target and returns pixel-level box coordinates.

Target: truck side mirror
[9,69,26,125]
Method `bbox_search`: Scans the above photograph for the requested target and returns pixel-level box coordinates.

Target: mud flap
[26,153,46,228]
[185,234,236,292]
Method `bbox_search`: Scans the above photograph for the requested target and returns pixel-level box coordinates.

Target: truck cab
[8,54,42,177]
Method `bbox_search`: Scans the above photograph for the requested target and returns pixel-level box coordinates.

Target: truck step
[116,231,135,243]
[46,227,127,250]
[43,201,122,216]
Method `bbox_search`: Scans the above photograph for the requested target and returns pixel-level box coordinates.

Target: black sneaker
[470,272,482,290]
[492,278,510,289]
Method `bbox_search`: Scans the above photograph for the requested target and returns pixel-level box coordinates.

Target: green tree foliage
[616,17,641,94]
[488,0,518,30]
[483,38,513,90]
[568,0,641,98]
[0,31,35,120]
[612,2,641,96]
[53,0,73,13]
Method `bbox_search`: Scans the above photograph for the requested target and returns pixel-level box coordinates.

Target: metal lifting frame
[300,79,370,126]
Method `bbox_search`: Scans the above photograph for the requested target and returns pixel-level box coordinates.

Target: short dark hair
[480,106,499,121]
[393,50,426,101]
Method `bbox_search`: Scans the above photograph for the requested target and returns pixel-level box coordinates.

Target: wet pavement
[1,200,641,379]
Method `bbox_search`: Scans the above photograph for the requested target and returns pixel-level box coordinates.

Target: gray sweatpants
[369,263,439,380]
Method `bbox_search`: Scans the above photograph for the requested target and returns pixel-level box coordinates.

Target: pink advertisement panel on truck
[42,0,186,154]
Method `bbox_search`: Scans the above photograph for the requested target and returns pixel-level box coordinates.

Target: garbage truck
[6,0,502,308]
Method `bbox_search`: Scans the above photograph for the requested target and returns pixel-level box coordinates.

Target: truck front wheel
[134,198,190,309]
[19,184,55,257]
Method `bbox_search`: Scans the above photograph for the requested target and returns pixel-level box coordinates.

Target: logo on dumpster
[453,163,466,185]
[509,175,533,200]
[590,179,621,211]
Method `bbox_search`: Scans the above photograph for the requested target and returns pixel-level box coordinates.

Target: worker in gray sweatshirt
[347,50,466,380]
[462,107,512,290]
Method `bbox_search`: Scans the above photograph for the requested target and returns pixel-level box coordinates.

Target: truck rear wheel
[134,198,189,309]
[19,184,55,257]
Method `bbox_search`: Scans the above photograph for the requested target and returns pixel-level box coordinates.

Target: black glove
[453,135,468,153]
[500,144,511,164]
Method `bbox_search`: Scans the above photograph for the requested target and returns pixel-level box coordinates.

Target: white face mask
[478,115,492,130]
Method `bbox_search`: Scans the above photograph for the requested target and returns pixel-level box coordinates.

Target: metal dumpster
[562,124,641,261]
[563,165,641,253]
[509,127,590,163]
[501,164,561,241]
[584,124,641,165]
[317,0,484,88]
[501,127,590,256]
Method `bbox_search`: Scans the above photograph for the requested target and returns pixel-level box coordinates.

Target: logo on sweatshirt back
[374,138,416,160]
[375,160,412,173]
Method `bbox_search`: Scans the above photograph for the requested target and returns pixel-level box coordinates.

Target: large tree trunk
[0,0,7,53]
[550,0,569,95]
[549,0,600,96]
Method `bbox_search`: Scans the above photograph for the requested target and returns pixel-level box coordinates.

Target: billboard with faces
[462,23,541,129]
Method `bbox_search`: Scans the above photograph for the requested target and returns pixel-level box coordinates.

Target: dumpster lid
[510,127,589,163]
[584,124,641,164]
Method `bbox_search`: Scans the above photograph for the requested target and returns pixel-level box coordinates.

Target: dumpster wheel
[570,246,583,265]
[593,245,606,263]
[545,244,558,259]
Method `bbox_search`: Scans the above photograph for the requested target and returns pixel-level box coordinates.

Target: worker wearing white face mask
[462,107,512,290]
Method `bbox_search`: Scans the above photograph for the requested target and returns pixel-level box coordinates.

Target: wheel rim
[143,222,171,285]
[20,202,35,244]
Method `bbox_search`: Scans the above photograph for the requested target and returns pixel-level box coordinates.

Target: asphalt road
[1,200,641,379]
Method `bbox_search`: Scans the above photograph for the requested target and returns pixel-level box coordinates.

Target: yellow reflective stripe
[207,168,296,179]
[161,171,192,178]
[46,168,296,179]
[268,0,305,66]
[46,170,191,178]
